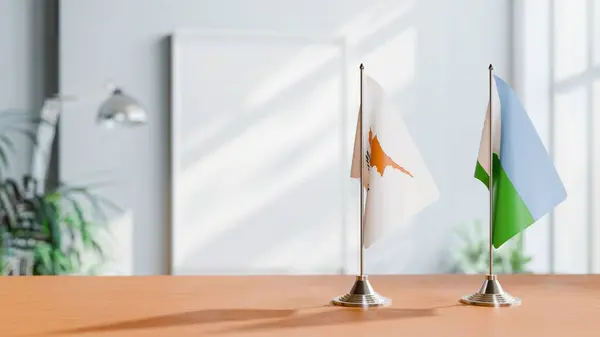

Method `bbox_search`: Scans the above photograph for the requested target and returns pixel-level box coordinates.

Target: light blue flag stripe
[495,75,567,220]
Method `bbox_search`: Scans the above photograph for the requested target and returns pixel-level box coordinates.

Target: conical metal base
[460,274,521,307]
[331,275,391,308]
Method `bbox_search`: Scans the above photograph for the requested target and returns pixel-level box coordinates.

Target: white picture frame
[170,30,352,275]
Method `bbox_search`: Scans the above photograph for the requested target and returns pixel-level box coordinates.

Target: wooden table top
[2,275,599,337]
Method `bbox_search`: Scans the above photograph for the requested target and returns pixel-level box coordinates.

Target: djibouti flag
[475,74,567,248]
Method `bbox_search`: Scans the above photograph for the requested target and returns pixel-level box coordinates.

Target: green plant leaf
[0,128,39,146]
[0,186,18,227]
[42,198,61,249]
[0,148,8,169]
[67,248,81,272]
[451,219,533,274]
[34,242,53,275]
[52,249,63,274]
[90,238,106,261]
[0,134,15,154]
[0,167,117,275]
[81,224,92,248]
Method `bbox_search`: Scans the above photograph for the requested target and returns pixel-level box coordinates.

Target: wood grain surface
[1,275,599,337]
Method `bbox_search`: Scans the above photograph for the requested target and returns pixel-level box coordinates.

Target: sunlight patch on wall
[360,26,417,96]
[594,2,600,67]
[250,212,342,274]
[244,43,344,110]
[592,80,600,273]
[552,86,589,274]
[175,76,343,268]
[337,0,414,46]
[553,0,587,82]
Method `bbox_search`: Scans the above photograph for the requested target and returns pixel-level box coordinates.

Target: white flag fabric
[351,76,439,248]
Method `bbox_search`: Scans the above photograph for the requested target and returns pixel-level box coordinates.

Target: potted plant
[0,109,119,275]
[448,219,532,274]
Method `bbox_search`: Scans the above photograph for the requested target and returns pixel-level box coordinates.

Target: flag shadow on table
[212,307,439,334]
[47,308,297,335]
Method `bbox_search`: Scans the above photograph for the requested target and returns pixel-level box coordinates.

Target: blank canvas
[170,31,351,275]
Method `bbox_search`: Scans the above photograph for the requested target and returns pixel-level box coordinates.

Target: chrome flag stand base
[460,274,521,307]
[331,275,391,308]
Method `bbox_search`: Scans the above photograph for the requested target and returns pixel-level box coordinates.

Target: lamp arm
[30,99,62,194]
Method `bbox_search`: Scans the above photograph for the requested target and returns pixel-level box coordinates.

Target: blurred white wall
[59,0,512,275]
[515,0,600,274]
[0,0,49,179]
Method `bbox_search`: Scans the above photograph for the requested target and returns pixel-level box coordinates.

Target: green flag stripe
[474,161,489,188]
[475,154,535,248]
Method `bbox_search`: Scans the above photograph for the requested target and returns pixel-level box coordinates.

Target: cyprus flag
[351,75,439,248]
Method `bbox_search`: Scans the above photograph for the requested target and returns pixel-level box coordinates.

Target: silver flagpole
[489,64,494,277]
[460,64,521,307]
[331,63,390,308]
[360,62,365,277]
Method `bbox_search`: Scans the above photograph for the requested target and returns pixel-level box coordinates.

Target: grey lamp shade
[96,88,147,127]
